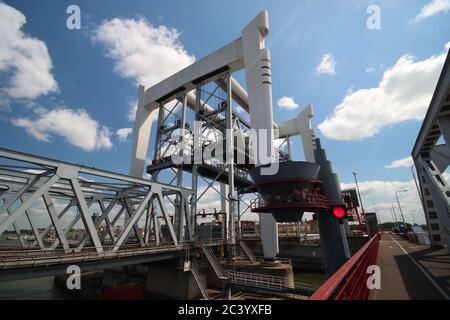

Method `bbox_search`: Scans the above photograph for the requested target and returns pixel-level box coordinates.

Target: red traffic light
[332,206,346,219]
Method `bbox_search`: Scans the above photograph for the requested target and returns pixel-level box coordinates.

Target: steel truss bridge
[0,147,210,279]
[0,147,303,299]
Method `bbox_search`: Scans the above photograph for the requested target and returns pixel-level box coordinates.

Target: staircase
[202,246,228,280]
[239,240,257,263]
[190,260,210,300]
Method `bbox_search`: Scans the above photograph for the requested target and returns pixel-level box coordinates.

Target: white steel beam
[123,199,144,245]
[70,178,104,253]
[43,192,70,252]
[112,190,153,251]
[156,190,178,245]
[0,174,59,236]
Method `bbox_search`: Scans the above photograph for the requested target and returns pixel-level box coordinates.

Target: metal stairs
[190,260,210,300]
[201,246,228,280]
[239,240,257,263]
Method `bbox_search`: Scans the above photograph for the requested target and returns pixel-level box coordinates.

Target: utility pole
[353,171,371,237]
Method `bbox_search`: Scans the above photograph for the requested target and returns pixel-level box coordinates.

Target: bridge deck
[370,234,450,300]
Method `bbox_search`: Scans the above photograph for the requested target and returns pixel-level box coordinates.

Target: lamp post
[390,209,396,230]
[411,164,425,227]
[353,171,371,237]
[395,190,408,231]
[391,204,399,229]
[411,165,424,207]
[410,208,417,225]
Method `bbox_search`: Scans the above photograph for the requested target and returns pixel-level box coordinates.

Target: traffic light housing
[332,206,346,219]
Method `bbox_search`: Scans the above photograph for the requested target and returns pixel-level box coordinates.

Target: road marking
[389,235,449,300]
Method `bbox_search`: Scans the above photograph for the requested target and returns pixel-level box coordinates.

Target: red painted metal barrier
[309,233,381,300]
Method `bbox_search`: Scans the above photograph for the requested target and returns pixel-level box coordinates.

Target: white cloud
[0,3,58,99]
[341,179,411,199]
[385,156,414,169]
[116,127,132,142]
[415,0,450,21]
[277,96,299,110]
[127,99,138,122]
[12,108,113,151]
[318,45,447,140]
[315,54,336,76]
[92,17,195,87]
[366,67,375,73]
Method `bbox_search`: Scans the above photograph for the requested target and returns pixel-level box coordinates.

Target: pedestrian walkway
[371,233,450,300]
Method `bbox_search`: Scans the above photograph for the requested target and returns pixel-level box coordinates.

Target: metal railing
[190,260,210,300]
[226,270,293,291]
[220,256,292,266]
[309,232,381,300]
[239,241,257,263]
[201,246,227,279]
[0,239,226,269]
[251,193,328,212]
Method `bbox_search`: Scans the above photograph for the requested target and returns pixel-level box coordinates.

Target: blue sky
[1,0,449,224]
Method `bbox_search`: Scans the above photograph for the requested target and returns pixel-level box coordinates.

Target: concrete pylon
[314,138,350,276]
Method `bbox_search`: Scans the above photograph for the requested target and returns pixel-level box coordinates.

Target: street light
[411,165,424,207]
[392,202,400,230]
[410,208,417,225]
[353,171,371,237]
[390,210,395,229]
[395,189,408,231]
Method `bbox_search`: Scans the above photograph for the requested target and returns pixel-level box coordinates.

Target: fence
[309,232,381,300]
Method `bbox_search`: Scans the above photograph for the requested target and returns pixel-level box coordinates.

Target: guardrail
[0,239,226,269]
[309,232,380,300]
[226,270,293,291]
[250,194,328,212]
[219,256,292,266]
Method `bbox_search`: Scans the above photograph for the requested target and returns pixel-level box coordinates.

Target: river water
[0,276,69,300]
[0,271,326,299]
[0,236,326,299]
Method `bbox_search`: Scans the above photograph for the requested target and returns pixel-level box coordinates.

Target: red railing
[309,233,381,300]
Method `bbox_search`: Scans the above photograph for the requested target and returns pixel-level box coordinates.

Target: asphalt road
[370,233,449,300]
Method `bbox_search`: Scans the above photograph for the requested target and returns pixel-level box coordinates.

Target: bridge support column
[242,11,279,259]
[314,139,350,276]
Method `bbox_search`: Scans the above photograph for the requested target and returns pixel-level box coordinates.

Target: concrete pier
[146,260,204,299]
